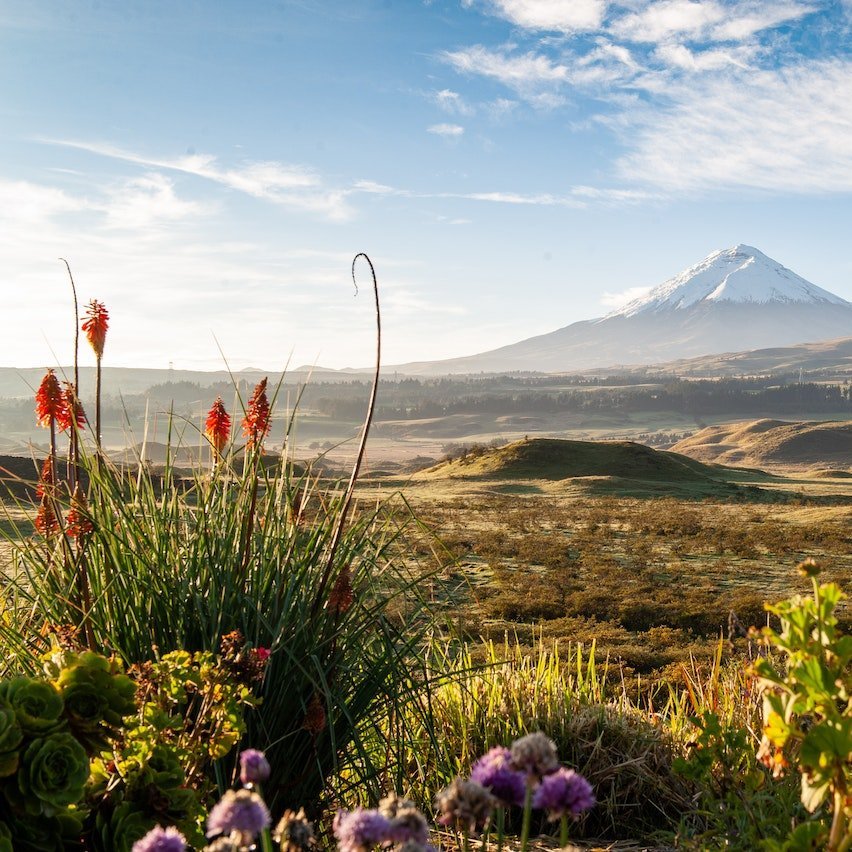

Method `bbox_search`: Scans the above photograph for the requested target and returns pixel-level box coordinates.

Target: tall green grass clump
[387,639,695,841]
[0,256,441,813]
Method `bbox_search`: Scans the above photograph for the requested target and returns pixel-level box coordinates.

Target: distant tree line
[2,374,850,435]
[314,379,852,420]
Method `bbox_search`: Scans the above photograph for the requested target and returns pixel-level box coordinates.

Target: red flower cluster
[59,382,87,431]
[81,299,109,359]
[36,457,54,499]
[205,397,231,456]
[242,378,271,450]
[66,489,94,538]
[35,369,65,427]
[35,371,86,433]
[35,498,60,537]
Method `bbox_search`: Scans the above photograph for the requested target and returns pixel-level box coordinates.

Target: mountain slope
[394,245,852,375]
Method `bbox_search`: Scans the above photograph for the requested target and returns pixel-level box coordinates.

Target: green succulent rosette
[0,803,75,852]
[46,651,136,754]
[0,821,11,852]
[0,679,64,737]
[0,706,23,777]
[16,732,89,815]
[94,801,154,852]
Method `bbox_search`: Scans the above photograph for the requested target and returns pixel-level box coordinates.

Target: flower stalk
[81,299,108,449]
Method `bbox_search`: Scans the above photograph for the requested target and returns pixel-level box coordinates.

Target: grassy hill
[672,419,852,471]
[405,438,789,502]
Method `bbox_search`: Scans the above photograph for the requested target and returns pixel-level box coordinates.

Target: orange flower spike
[205,397,231,456]
[81,299,109,359]
[66,489,94,539]
[36,457,54,499]
[35,497,60,537]
[35,369,66,427]
[58,382,87,432]
[242,378,270,449]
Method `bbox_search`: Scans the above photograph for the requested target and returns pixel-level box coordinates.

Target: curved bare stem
[314,253,381,609]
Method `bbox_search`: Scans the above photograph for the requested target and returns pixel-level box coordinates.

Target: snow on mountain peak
[608,245,849,319]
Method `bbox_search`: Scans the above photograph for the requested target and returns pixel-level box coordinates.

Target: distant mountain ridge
[391,245,852,375]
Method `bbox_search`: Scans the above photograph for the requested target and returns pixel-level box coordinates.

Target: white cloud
[351,179,409,196]
[485,97,519,119]
[654,42,754,71]
[610,0,816,43]
[618,59,852,193]
[0,178,87,221]
[610,1,726,42]
[439,41,639,102]
[41,139,354,221]
[600,285,653,309]
[102,173,208,229]
[485,0,607,32]
[441,45,570,88]
[427,123,466,137]
[711,2,817,40]
[434,88,474,115]
[431,185,655,207]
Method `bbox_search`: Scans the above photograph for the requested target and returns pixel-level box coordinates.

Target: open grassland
[362,439,852,679]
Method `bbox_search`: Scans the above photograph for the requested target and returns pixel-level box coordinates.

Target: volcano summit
[397,245,852,374]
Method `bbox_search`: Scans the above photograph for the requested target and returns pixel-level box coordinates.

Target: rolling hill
[671,420,852,471]
[415,437,742,484]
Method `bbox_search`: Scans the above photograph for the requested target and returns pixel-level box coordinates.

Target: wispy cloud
[427,123,466,137]
[618,59,852,193]
[0,178,88,220]
[442,45,569,85]
[609,0,816,43]
[653,42,755,71]
[481,0,608,33]
[600,285,653,309]
[41,138,354,221]
[102,173,209,230]
[434,185,656,207]
[433,88,475,115]
[441,0,847,198]
[441,45,570,103]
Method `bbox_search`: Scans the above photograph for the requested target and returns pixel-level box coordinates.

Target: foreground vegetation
[1,260,850,849]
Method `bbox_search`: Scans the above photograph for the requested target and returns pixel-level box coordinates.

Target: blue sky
[2,0,851,371]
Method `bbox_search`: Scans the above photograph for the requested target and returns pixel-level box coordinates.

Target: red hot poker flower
[35,369,67,427]
[57,382,87,432]
[242,378,270,449]
[81,300,109,359]
[36,457,54,499]
[66,489,94,539]
[205,397,231,456]
[35,496,60,537]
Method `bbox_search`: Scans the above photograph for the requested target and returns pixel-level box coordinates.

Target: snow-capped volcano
[390,245,852,374]
[611,245,850,318]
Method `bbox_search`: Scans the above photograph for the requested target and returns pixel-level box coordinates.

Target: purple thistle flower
[532,767,595,821]
[333,807,392,852]
[470,746,527,807]
[132,825,187,852]
[207,789,271,841]
[239,748,271,785]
